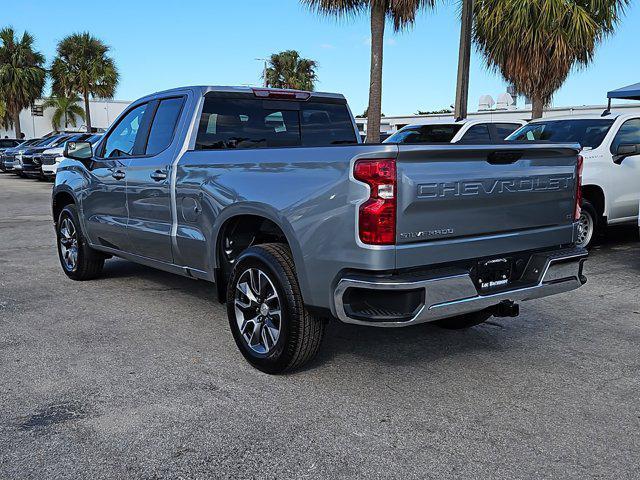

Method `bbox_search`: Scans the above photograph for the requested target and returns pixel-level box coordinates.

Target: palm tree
[302,0,436,143]
[473,0,629,119]
[42,95,86,131]
[51,32,119,132]
[0,99,9,130]
[265,50,318,91]
[0,28,46,138]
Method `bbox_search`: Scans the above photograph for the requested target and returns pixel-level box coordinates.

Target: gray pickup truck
[53,86,587,373]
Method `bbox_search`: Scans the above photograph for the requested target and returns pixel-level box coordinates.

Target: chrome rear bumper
[334,247,587,327]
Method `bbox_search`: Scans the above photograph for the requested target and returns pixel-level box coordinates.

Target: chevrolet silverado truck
[52,86,588,373]
[508,113,640,248]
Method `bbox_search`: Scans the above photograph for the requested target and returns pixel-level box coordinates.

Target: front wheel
[226,243,325,374]
[576,200,597,249]
[56,204,105,280]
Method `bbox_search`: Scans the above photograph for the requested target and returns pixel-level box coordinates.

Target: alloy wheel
[576,210,594,248]
[234,268,282,355]
[59,217,79,272]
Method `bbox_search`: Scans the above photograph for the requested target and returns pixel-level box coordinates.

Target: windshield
[384,124,463,144]
[18,138,42,148]
[506,119,615,149]
[35,135,64,148]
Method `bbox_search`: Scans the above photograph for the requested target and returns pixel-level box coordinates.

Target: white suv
[384,119,526,144]
[508,113,640,247]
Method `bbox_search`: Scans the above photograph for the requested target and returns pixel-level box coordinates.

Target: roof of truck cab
[142,85,346,101]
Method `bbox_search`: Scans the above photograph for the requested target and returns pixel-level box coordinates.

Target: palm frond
[473,0,629,111]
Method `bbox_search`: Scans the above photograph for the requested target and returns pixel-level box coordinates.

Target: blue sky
[11,0,640,116]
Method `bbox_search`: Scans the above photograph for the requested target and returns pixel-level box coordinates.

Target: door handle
[111,170,126,180]
[150,170,168,181]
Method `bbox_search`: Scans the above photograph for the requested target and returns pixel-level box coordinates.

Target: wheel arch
[52,189,78,224]
[212,205,309,303]
[581,184,606,221]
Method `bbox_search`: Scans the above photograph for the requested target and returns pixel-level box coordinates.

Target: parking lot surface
[0,174,639,479]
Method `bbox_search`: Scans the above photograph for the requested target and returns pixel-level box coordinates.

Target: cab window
[459,124,491,143]
[494,123,522,140]
[145,97,185,155]
[610,119,640,155]
[101,103,148,158]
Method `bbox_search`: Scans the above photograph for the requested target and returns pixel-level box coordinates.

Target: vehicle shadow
[589,224,640,272]
[95,227,638,373]
[99,258,529,371]
[101,259,215,301]
[305,315,548,373]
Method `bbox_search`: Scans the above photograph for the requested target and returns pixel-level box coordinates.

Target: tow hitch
[494,300,520,318]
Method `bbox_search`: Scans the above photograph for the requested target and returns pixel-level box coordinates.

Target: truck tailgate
[395,144,580,268]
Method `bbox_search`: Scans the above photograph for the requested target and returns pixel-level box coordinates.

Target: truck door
[125,96,186,263]
[609,118,640,221]
[82,102,149,252]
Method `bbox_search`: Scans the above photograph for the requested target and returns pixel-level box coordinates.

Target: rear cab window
[195,94,357,150]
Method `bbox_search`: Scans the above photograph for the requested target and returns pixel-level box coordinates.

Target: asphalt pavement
[1,174,639,479]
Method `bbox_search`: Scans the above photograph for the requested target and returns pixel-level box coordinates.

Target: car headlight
[55,156,65,163]
[16,153,22,160]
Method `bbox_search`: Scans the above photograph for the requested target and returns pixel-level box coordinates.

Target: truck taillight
[354,158,396,245]
[575,154,584,221]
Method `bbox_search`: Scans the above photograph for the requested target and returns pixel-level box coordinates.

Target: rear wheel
[434,309,493,329]
[226,243,325,374]
[56,204,105,280]
[576,200,597,249]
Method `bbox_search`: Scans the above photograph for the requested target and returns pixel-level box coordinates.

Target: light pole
[454,0,473,121]
[255,58,268,87]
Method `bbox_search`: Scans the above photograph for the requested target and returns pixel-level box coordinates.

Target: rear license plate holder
[475,257,513,292]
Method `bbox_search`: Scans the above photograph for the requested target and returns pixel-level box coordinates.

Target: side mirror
[614,143,639,164]
[64,141,93,161]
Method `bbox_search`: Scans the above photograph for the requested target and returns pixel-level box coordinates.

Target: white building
[0,98,131,139]
[355,102,640,136]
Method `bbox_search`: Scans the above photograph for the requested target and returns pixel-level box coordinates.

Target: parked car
[507,113,640,248]
[362,132,393,142]
[53,86,587,373]
[0,139,41,172]
[383,119,526,144]
[40,134,99,180]
[16,134,74,178]
[0,138,21,152]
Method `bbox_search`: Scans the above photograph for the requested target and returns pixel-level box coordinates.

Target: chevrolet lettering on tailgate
[417,174,574,199]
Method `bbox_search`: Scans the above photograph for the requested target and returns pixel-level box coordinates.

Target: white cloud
[320,43,335,49]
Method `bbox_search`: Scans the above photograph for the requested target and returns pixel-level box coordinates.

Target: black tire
[226,243,325,374]
[576,200,598,249]
[56,204,105,281]
[434,309,493,330]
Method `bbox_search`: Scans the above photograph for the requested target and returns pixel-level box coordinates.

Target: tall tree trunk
[531,94,544,119]
[83,90,92,132]
[12,109,21,139]
[365,2,385,144]
[454,0,473,121]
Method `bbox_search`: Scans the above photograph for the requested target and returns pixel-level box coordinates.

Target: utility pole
[255,58,268,87]
[454,0,473,121]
